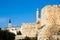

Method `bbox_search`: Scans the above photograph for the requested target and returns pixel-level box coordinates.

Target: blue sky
[0,0,60,28]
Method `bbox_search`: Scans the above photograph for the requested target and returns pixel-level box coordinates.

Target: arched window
[17,31,22,35]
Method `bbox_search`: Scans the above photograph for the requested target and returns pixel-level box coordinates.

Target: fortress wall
[38,5,60,40]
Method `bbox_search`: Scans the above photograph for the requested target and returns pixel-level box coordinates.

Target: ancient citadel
[2,5,60,40]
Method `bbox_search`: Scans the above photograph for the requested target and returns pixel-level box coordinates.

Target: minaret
[8,19,12,27]
[36,8,40,24]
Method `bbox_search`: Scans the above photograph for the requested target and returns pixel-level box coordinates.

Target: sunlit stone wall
[38,5,60,40]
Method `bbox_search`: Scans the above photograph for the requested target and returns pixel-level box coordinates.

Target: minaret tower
[36,8,40,24]
[8,19,12,27]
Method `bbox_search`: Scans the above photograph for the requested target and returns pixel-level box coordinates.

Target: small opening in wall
[58,30,60,32]
[17,31,22,35]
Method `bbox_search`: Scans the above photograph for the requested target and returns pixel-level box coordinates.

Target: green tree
[0,30,15,40]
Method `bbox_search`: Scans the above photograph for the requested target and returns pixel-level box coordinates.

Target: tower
[36,8,40,24]
[8,19,12,27]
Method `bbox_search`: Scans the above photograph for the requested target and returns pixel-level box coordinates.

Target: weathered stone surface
[38,5,60,40]
[21,23,40,37]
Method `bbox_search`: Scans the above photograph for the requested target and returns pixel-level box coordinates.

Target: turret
[8,19,12,27]
[36,8,40,24]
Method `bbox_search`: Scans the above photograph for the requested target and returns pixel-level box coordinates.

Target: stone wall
[20,21,40,37]
[38,5,60,40]
[21,23,37,37]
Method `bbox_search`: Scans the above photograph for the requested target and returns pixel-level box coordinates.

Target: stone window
[17,31,22,35]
